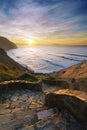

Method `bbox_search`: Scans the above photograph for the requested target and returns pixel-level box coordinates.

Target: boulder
[45,89,87,124]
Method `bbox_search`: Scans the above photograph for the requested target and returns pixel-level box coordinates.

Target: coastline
[1,48,87,92]
[7,48,87,76]
[0,48,87,129]
[7,45,87,75]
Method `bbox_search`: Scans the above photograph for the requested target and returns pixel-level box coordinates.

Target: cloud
[0,0,87,44]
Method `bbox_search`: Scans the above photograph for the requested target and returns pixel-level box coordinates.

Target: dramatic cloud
[0,0,87,45]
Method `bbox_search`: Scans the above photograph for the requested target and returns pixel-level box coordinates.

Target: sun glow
[28,39,34,45]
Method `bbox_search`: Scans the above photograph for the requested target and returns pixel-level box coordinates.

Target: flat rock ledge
[0,80,42,92]
[45,89,87,125]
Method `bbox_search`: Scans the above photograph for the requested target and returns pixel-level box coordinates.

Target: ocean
[7,46,87,74]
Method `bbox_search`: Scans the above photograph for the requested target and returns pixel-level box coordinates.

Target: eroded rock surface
[0,87,86,130]
[45,89,87,125]
[0,89,44,130]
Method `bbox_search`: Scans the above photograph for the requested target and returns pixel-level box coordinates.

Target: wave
[7,46,87,74]
[63,53,87,58]
[60,56,83,62]
[47,53,84,62]
[42,59,65,68]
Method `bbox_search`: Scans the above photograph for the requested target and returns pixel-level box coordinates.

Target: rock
[45,89,87,124]
[0,103,10,109]
[0,36,17,50]
[23,114,38,125]
[23,125,35,130]
[37,108,58,120]
[0,89,85,130]
[19,95,28,101]
[12,108,25,113]
[43,79,70,89]
[11,100,22,108]
[0,107,11,115]
[11,96,19,101]
[0,80,42,92]
[10,100,30,109]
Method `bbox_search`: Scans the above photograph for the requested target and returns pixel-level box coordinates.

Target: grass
[38,74,62,81]
[0,63,37,83]
[38,74,48,80]
[0,48,27,82]
[19,76,37,82]
[0,63,25,82]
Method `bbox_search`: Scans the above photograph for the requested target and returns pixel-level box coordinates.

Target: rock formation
[51,61,87,91]
[0,36,17,50]
[51,61,87,79]
[45,89,87,125]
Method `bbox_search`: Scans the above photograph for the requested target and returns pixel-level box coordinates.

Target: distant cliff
[0,36,17,50]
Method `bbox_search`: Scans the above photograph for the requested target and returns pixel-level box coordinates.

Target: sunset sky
[0,0,87,46]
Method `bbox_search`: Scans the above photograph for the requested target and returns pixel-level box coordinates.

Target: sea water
[7,46,87,73]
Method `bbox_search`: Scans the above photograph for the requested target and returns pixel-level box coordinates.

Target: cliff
[52,62,87,79]
[0,50,87,129]
[0,48,26,82]
[50,62,87,91]
[0,36,17,50]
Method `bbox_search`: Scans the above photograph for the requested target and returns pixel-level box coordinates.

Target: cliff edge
[0,48,26,82]
[0,36,17,50]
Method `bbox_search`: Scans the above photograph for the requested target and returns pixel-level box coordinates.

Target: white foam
[7,46,87,73]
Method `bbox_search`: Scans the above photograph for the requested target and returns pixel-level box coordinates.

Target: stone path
[0,89,44,130]
[0,83,85,130]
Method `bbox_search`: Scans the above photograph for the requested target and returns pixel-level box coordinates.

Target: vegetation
[22,77,37,82]
[0,48,27,82]
[17,73,38,82]
[38,74,61,81]
[0,63,25,82]
[38,74,49,80]
[0,48,38,82]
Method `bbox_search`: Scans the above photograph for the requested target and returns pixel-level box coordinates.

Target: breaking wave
[7,46,87,73]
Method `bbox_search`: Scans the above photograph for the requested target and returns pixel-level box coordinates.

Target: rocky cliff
[0,36,17,50]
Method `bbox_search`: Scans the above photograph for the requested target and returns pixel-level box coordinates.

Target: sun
[28,39,34,45]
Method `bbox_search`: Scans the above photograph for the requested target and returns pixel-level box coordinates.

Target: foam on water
[7,46,87,73]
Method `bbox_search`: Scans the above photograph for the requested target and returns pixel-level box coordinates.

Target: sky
[0,0,87,45]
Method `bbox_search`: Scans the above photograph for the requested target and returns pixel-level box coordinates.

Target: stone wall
[43,79,70,89]
[45,92,87,124]
[0,80,42,92]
